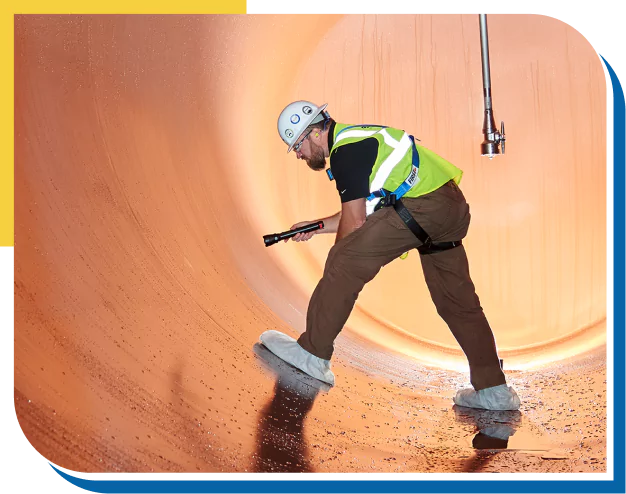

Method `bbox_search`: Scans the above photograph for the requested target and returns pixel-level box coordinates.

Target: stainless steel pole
[479,14,493,115]
[479,14,505,158]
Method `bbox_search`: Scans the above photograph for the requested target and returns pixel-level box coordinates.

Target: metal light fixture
[479,14,506,159]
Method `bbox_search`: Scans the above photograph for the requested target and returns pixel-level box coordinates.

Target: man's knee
[324,243,379,285]
[323,243,344,276]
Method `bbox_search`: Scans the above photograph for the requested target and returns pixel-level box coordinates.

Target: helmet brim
[287,103,328,153]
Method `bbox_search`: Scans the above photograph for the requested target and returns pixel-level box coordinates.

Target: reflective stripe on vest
[335,127,415,214]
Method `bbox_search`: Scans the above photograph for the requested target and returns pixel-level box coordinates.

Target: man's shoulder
[330,139,377,173]
[331,135,378,156]
[333,136,378,149]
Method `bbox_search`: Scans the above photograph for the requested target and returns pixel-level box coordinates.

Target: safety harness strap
[392,199,462,255]
[367,135,420,204]
[371,134,462,255]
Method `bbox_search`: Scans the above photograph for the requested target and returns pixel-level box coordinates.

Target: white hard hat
[277,101,329,152]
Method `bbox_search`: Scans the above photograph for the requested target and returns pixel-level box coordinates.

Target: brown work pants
[297,181,507,391]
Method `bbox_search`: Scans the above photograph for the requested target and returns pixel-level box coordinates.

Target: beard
[305,141,326,171]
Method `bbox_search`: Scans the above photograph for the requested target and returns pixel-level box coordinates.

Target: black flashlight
[263,221,324,247]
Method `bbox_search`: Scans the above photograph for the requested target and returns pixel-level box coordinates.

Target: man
[260,100,520,411]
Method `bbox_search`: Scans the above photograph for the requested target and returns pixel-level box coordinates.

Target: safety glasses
[293,129,313,152]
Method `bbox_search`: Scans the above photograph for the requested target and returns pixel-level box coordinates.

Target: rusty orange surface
[14,15,606,473]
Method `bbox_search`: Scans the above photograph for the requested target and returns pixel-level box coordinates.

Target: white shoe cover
[259,330,335,386]
[454,384,521,411]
